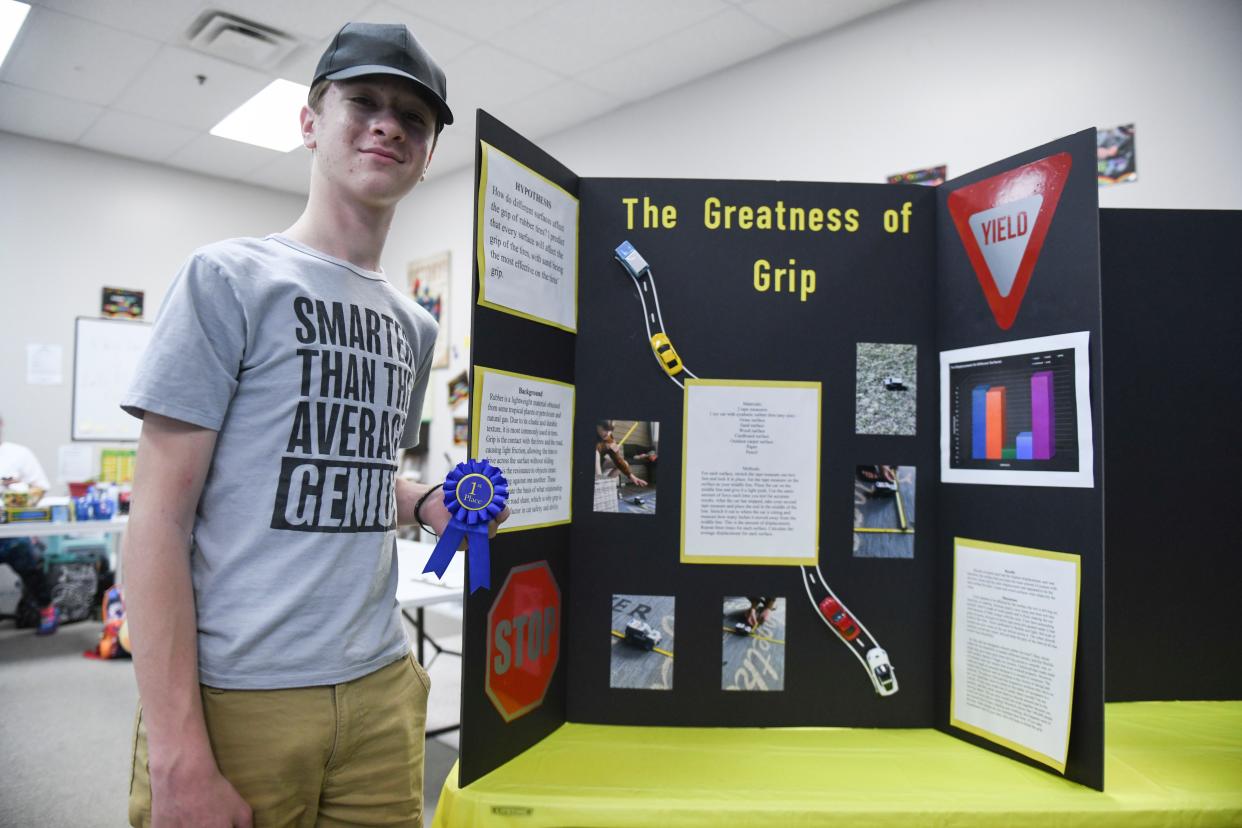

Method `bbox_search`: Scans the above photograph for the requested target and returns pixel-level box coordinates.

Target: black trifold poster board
[462,110,1107,789]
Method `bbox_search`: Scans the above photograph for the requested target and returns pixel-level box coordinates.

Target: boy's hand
[152,760,252,827]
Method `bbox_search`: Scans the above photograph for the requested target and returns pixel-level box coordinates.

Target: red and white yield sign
[947,152,1072,330]
[486,560,561,722]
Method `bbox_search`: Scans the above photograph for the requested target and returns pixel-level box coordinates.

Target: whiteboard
[72,317,152,441]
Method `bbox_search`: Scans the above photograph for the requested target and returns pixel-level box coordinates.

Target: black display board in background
[935,129,1105,789]
[465,117,1106,789]
[1100,208,1242,702]
[459,112,578,786]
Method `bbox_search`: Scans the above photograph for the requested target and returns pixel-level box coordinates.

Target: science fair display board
[458,111,1104,789]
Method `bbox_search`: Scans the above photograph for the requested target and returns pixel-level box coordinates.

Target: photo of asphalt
[855,342,917,435]
[720,596,787,691]
[853,466,916,558]
[610,594,675,690]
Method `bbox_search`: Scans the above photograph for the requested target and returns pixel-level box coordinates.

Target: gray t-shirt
[123,234,437,689]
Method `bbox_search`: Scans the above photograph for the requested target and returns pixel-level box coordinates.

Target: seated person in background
[0,410,57,634]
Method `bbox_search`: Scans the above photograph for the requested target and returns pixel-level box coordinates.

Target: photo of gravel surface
[855,343,917,435]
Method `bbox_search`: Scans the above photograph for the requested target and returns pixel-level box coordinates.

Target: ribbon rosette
[421,459,508,593]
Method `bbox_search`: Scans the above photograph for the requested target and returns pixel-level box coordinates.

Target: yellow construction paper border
[950,536,1082,773]
[475,141,579,333]
[680,379,821,566]
[471,365,575,532]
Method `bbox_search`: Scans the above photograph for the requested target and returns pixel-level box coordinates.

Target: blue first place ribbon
[421,459,508,593]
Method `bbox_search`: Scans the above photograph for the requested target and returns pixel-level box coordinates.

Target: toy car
[883,376,907,391]
[817,596,860,641]
[624,618,662,651]
[649,333,683,377]
[866,647,899,696]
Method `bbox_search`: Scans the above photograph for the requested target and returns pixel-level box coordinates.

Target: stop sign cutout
[486,561,561,722]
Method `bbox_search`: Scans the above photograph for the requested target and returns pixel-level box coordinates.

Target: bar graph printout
[940,332,1094,487]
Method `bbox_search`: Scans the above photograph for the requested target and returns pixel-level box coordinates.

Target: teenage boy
[122,23,501,827]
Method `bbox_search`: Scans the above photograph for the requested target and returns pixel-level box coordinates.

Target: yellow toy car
[649,333,682,377]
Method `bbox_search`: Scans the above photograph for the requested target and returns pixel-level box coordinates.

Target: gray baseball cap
[313,22,453,128]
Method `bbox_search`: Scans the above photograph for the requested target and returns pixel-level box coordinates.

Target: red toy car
[818,596,860,641]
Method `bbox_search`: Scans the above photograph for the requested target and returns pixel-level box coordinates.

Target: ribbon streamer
[421,458,508,593]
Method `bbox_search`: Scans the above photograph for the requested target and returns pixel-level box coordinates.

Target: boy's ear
[300,105,317,150]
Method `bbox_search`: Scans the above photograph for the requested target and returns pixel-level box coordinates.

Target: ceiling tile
[443,45,560,115]
[0,82,102,143]
[499,0,729,74]
[77,109,199,162]
[733,0,905,39]
[275,37,330,85]
[579,8,785,100]
[209,0,373,41]
[381,0,561,42]
[1,6,160,106]
[490,81,615,140]
[112,45,272,130]
[30,0,372,44]
[165,132,286,178]
[247,148,312,195]
[30,0,211,43]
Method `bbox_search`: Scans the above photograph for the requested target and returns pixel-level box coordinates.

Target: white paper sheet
[681,380,820,565]
[477,142,578,332]
[472,367,574,531]
[26,344,62,385]
[58,444,94,483]
[951,538,1080,771]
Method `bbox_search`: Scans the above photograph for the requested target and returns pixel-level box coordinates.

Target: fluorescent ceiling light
[210,78,307,152]
[0,0,31,67]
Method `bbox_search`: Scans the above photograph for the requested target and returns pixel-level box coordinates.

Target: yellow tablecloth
[432,701,1242,827]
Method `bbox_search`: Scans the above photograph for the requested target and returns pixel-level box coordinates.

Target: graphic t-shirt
[123,234,437,689]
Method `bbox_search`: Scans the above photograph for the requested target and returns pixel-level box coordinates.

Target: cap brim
[324,65,454,126]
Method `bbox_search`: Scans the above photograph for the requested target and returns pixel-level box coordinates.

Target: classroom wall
[2,0,1238,490]
[0,132,295,490]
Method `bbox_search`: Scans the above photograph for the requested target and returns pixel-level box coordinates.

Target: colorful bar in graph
[985,386,1006,460]
[1031,370,1054,459]
[971,385,989,459]
[1016,431,1033,459]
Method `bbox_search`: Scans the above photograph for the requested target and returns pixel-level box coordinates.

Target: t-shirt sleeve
[121,252,247,430]
[399,331,436,449]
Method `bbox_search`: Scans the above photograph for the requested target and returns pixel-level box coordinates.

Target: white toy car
[624,619,662,651]
[866,647,899,696]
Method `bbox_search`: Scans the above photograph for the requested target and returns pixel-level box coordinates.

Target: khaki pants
[130,654,431,827]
